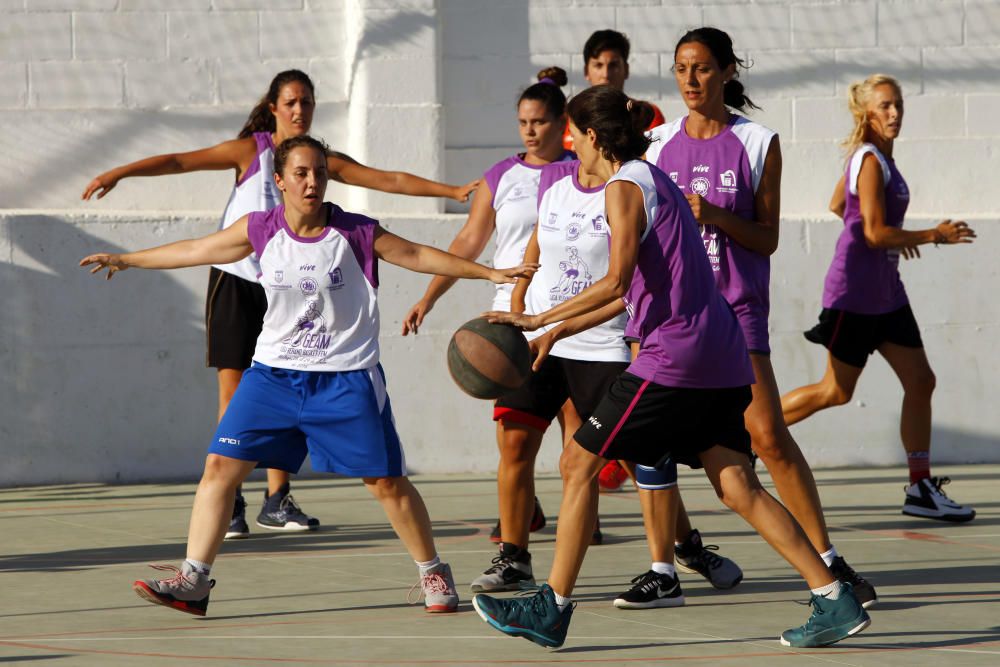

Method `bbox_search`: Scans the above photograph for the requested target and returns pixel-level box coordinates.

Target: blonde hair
[842,74,902,158]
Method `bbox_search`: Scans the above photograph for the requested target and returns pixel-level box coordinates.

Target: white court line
[579,609,865,667]
[0,635,714,643]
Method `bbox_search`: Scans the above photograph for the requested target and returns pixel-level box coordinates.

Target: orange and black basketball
[447,317,531,399]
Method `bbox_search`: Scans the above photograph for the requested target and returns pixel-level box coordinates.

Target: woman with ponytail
[619,26,877,610]
[473,85,870,650]
[781,75,977,522]
[403,68,590,593]
[82,70,478,537]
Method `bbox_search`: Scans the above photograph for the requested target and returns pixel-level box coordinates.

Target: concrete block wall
[2,0,999,485]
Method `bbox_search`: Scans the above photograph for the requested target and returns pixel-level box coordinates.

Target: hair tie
[539,77,556,86]
[626,99,634,112]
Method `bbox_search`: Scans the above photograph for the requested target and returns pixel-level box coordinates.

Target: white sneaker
[902,477,975,522]
[409,562,459,613]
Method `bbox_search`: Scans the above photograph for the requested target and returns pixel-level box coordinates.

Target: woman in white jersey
[80,136,537,618]
[618,27,876,609]
[402,69,595,592]
[473,85,869,650]
[781,74,977,521]
[82,70,477,537]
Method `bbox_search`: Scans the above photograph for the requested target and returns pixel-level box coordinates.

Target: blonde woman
[781,75,977,522]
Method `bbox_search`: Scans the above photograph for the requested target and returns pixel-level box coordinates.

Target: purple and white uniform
[248,203,379,371]
[525,160,629,363]
[645,115,776,353]
[483,151,574,311]
[611,160,754,388]
[215,132,282,282]
[822,143,910,314]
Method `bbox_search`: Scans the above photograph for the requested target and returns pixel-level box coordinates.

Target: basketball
[447,317,531,399]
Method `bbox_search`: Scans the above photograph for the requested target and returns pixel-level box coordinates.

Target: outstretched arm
[80,218,254,279]
[684,135,782,256]
[373,226,537,284]
[402,180,496,334]
[327,152,479,202]
[82,138,256,200]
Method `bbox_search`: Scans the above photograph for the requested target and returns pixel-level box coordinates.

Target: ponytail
[567,86,651,163]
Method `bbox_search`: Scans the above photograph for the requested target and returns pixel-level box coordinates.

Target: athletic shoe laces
[693,543,725,570]
[407,570,452,604]
[278,493,308,519]
[147,564,195,591]
[630,570,666,594]
[484,553,515,574]
[929,476,953,498]
[831,557,869,589]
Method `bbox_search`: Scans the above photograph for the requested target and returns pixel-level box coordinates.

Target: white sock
[184,559,212,576]
[553,590,572,611]
[819,546,839,567]
[651,561,676,577]
[811,580,842,600]
[416,555,441,575]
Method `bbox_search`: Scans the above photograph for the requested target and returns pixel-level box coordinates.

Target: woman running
[619,27,876,608]
[82,70,477,537]
[781,74,977,522]
[80,135,537,617]
[473,85,870,650]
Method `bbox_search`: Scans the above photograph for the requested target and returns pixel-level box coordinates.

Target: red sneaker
[598,461,629,491]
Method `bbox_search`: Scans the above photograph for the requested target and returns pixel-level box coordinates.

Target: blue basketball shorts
[209,362,405,477]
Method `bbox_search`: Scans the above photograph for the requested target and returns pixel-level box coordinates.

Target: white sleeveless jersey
[524,160,629,362]
[483,151,574,311]
[248,203,380,372]
[214,132,282,282]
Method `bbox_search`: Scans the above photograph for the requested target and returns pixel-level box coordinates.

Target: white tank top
[214,132,282,282]
[524,160,629,363]
[247,203,380,372]
[482,151,574,311]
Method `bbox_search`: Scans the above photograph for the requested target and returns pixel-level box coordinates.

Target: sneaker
[132,562,215,616]
[780,583,870,648]
[674,529,742,590]
[470,544,535,593]
[613,570,685,609]
[409,562,459,613]
[598,461,629,491]
[829,556,877,609]
[473,584,574,648]
[902,476,976,522]
[489,496,546,543]
[224,494,250,540]
[256,483,320,532]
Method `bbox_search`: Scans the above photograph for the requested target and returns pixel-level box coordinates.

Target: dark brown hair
[273,135,329,176]
[583,29,630,66]
[566,85,651,163]
[675,27,759,112]
[517,66,568,118]
[238,69,315,139]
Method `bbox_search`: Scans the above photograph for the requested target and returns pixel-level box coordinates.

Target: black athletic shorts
[205,267,268,371]
[574,372,752,470]
[494,355,629,432]
[804,304,923,369]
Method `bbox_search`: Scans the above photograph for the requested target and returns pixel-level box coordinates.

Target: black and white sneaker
[470,544,535,593]
[613,570,685,609]
[829,556,877,609]
[224,494,250,540]
[256,484,320,532]
[675,529,743,590]
[902,477,976,523]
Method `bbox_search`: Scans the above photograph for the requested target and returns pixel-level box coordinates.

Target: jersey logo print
[550,246,593,301]
[692,164,710,173]
[690,176,711,196]
[328,268,345,291]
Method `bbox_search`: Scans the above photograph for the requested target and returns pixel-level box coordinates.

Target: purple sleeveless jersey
[611,160,753,389]
[822,145,910,314]
[646,115,776,353]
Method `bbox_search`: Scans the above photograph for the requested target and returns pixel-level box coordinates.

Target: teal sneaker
[472,584,574,648]
[780,583,871,647]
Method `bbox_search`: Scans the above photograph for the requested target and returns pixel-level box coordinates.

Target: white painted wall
[1,0,998,485]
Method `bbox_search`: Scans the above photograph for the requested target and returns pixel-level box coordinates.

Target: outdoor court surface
[1,464,997,666]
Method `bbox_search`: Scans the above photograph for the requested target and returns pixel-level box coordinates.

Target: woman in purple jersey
[625,27,876,608]
[782,74,977,522]
[472,85,869,650]
[81,136,537,618]
[82,70,478,536]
